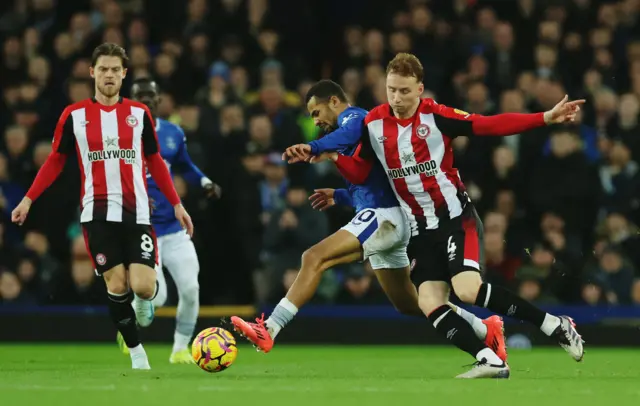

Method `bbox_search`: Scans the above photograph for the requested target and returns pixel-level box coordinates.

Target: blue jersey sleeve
[333,189,353,207]
[174,128,209,186]
[308,115,365,155]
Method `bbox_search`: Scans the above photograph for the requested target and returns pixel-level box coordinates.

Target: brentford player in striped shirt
[286,53,586,378]
[11,43,193,370]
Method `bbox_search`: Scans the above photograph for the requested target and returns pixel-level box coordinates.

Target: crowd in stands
[1,0,640,307]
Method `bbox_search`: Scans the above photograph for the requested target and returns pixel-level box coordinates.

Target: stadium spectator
[0,0,639,309]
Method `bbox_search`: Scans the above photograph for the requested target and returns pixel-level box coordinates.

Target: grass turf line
[0,345,637,406]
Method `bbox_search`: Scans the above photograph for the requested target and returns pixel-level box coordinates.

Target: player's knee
[131,277,157,300]
[451,271,482,304]
[106,280,128,295]
[452,282,482,304]
[416,281,449,316]
[128,264,158,299]
[103,268,128,294]
[134,286,155,300]
[301,248,325,273]
[179,283,199,304]
[454,288,478,304]
[417,295,444,316]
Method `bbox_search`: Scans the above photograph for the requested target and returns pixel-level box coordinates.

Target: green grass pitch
[0,344,638,406]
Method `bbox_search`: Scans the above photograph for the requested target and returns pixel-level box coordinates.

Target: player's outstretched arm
[310,143,372,185]
[334,143,373,185]
[432,95,585,137]
[283,115,367,163]
[12,108,74,225]
[308,115,366,155]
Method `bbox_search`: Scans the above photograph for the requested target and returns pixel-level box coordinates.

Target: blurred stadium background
[1,0,640,348]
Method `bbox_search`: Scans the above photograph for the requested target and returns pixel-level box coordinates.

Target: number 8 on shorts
[141,234,154,253]
[127,225,158,269]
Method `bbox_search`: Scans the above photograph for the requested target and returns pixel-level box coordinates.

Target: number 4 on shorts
[447,235,457,262]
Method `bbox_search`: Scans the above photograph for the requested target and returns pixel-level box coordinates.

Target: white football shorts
[341,207,410,270]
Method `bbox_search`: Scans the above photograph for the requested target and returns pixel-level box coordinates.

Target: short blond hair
[386,53,424,83]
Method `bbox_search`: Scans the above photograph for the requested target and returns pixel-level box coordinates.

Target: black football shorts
[408,204,484,286]
[82,220,158,274]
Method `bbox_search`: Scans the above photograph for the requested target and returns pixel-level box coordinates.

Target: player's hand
[309,188,335,211]
[309,152,338,164]
[174,204,194,237]
[11,197,32,226]
[204,182,222,199]
[543,95,586,124]
[283,144,312,164]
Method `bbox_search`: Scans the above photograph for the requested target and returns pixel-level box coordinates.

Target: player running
[285,53,585,378]
[115,77,221,364]
[230,80,507,361]
[11,43,193,370]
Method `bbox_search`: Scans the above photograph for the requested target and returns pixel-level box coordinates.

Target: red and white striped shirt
[364,98,545,235]
[26,97,180,225]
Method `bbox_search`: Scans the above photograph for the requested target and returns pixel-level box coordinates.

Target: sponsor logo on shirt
[387,160,438,179]
[88,149,137,165]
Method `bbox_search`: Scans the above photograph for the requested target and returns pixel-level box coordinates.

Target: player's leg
[446,302,506,361]
[232,229,362,352]
[448,205,583,362]
[261,208,396,343]
[372,264,421,315]
[152,237,168,308]
[127,225,160,328]
[83,221,149,370]
[284,230,361,309]
[161,231,200,363]
[119,240,166,356]
[409,235,508,379]
[365,207,422,316]
[370,250,507,361]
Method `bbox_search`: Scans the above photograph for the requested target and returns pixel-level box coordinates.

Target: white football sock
[455,306,488,339]
[540,313,561,336]
[476,348,503,365]
[266,298,299,338]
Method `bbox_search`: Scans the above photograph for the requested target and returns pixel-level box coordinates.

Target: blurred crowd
[1,0,640,308]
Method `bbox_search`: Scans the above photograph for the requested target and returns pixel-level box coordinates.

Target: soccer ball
[191,327,238,372]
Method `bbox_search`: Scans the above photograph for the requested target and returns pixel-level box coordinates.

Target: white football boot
[553,316,584,362]
[456,359,510,379]
[130,346,151,370]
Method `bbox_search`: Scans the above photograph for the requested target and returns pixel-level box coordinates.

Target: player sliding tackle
[231,80,507,362]
[284,53,585,378]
